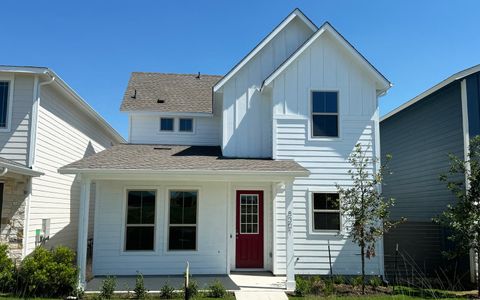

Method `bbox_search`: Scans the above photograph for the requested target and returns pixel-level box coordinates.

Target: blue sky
[1,1,478,138]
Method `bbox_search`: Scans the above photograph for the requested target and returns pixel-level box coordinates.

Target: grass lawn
[289,296,467,300]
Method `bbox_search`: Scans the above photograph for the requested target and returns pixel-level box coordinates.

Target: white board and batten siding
[222,17,314,158]
[271,33,382,275]
[0,74,34,165]
[26,84,117,254]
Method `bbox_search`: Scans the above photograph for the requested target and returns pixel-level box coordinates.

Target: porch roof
[59,144,309,177]
[0,157,43,177]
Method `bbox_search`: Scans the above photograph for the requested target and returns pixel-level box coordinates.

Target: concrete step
[234,291,288,300]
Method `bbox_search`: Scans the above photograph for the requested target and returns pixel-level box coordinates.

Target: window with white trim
[312,193,340,231]
[311,91,339,137]
[160,117,174,131]
[179,118,193,132]
[125,190,156,251]
[168,190,197,250]
[0,81,10,128]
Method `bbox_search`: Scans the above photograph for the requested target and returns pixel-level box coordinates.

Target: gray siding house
[380,65,480,284]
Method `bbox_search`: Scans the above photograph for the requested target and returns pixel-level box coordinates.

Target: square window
[179,118,193,132]
[160,118,174,131]
[312,115,338,137]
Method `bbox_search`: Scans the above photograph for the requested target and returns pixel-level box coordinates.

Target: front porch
[85,272,286,292]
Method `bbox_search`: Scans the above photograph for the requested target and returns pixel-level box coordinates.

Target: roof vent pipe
[196,72,201,79]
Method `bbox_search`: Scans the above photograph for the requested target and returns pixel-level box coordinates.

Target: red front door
[236,190,264,268]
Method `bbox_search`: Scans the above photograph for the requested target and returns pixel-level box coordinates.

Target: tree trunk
[361,245,365,294]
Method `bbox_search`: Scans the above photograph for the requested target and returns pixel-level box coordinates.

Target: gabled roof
[120,72,222,113]
[213,8,317,92]
[59,144,309,176]
[262,22,391,92]
[0,65,125,143]
[381,64,480,122]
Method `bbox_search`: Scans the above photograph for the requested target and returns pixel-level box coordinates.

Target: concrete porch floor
[85,272,287,292]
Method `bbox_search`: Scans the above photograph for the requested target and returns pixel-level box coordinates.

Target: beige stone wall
[0,174,29,262]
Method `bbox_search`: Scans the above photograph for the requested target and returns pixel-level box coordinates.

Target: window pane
[313,193,339,210]
[169,226,196,250]
[179,118,193,132]
[312,115,338,137]
[126,226,154,251]
[127,191,142,224]
[182,192,197,224]
[142,191,156,224]
[169,191,183,224]
[0,82,9,128]
[160,118,174,131]
[312,91,337,113]
[314,212,340,230]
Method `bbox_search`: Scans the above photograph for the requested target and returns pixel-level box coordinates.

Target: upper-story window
[0,81,10,129]
[160,118,174,131]
[311,91,338,137]
[179,118,193,132]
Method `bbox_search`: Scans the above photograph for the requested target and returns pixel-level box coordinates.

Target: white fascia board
[0,162,43,177]
[213,8,317,93]
[125,111,214,118]
[58,168,310,179]
[381,64,480,122]
[0,65,125,144]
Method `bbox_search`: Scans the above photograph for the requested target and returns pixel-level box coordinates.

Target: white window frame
[160,117,175,132]
[121,188,158,254]
[165,188,199,253]
[309,90,341,141]
[239,193,260,235]
[309,191,342,235]
[178,117,194,133]
[0,74,14,133]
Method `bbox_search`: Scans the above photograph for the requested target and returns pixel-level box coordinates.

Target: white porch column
[77,177,91,288]
[285,180,295,290]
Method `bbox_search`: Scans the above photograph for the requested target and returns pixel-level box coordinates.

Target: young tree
[336,143,402,294]
[435,136,480,297]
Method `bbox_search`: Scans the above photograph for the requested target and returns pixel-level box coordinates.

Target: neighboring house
[60,9,391,290]
[0,66,124,261]
[380,65,480,284]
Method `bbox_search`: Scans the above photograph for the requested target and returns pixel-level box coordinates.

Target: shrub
[352,275,364,288]
[186,280,198,298]
[17,246,78,297]
[369,276,381,290]
[0,244,15,292]
[323,280,335,296]
[134,272,148,299]
[333,275,345,285]
[294,276,310,297]
[207,280,226,298]
[160,282,175,299]
[309,277,325,295]
[100,276,117,299]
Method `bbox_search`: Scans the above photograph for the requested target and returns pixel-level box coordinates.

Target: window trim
[178,118,194,133]
[309,191,343,235]
[238,193,260,235]
[309,90,341,141]
[121,187,158,255]
[165,188,200,253]
[0,74,14,133]
[160,117,175,132]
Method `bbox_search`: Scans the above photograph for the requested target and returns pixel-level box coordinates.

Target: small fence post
[328,240,333,280]
[185,261,190,300]
[394,243,399,291]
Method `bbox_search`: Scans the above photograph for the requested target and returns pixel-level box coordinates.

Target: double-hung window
[125,190,156,251]
[0,81,10,129]
[312,193,341,231]
[168,191,197,251]
[311,91,339,137]
[160,118,174,131]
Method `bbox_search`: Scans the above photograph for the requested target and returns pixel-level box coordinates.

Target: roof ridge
[132,72,223,77]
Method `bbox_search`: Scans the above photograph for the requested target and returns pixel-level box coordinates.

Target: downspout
[23,72,55,257]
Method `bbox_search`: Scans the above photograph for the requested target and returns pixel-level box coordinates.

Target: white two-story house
[0,65,124,261]
[60,9,391,290]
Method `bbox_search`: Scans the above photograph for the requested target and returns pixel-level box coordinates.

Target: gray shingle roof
[120,73,222,113]
[60,144,308,174]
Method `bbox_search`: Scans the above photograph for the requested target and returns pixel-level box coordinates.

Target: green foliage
[369,276,381,290]
[295,276,310,297]
[100,276,117,299]
[133,272,148,299]
[352,276,364,288]
[207,280,226,298]
[336,143,403,293]
[323,280,335,296]
[159,282,175,299]
[333,275,345,285]
[0,244,15,293]
[17,246,78,297]
[435,136,480,296]
[186,280,199,298]
[309,277,324,295]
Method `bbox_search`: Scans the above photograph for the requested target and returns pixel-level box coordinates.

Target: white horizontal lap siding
[93,180,228,276]
[222,18,313,158]
[26,85,114,254]
[272,33,382,275]
[0,74,33,165]
[129,114,220,146]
